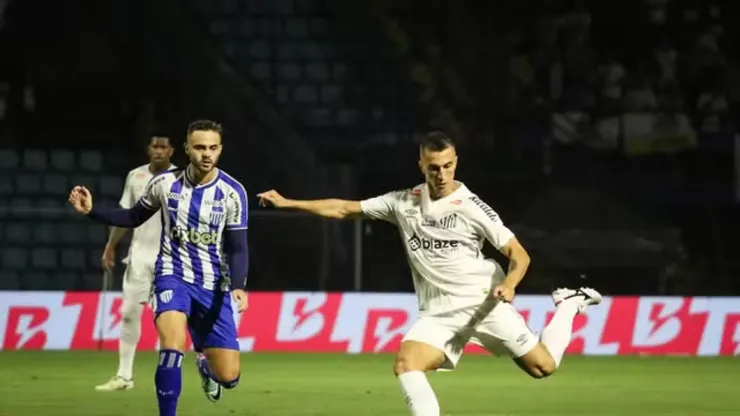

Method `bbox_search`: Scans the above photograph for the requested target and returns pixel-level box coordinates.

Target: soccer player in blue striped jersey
[68,120,249,416]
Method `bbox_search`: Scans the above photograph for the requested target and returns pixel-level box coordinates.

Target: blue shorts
[151,276,239,352]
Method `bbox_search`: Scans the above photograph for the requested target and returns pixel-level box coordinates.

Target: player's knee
[221,373,240,389]
[393,356,426,376]
[527,360,556,379]
[122,304,143,325]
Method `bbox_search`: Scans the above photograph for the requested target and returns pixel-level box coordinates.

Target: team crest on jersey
[438,213,458,229]
[209,211,225,225]
[159,290,173,304]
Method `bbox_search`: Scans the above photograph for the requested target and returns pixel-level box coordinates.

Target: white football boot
[196,353,222,402]
[94,376,134,391]
[552,287,602,313]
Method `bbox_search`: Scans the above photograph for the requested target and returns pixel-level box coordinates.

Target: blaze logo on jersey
[170,226,218,245]
[408,235,460,251]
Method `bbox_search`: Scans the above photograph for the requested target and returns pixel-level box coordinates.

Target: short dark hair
[149,135,172,145]
[416,131,455,152]
[187,120,223,137]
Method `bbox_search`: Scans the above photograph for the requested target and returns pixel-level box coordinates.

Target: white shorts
[402,299,538,370]
[122,259,155,304]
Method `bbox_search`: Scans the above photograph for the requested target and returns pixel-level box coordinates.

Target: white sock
[540,299,579,368]
[117,301,143,380]
[397,371,440,416]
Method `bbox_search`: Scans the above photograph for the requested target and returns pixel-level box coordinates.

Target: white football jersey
[119,163,176,265]
[360,182,515,315]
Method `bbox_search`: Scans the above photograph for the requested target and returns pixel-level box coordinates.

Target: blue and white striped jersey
[139,168,248,291]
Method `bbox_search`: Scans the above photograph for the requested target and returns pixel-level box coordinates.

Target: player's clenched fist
[257,189,289,208]
[68,186,94,214]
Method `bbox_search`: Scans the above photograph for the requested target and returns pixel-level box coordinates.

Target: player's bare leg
[95,299,144,391]
[513,287,602,378]
[394,340,446,416]
[154,311,188,416]
[196,347,241,401]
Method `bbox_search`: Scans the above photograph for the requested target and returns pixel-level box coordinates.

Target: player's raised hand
[231,288,248,312]
[68,186,93,214]
[492,283,515,302]
[257,189,289,208]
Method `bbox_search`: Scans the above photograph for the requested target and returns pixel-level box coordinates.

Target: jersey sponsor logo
[171,226,218,245]
[421,216,436,227]
[407,235,460,251]
[469,196,499,222]
[167,192,186,201]
[204,199,225,207]
[404,209,418,216]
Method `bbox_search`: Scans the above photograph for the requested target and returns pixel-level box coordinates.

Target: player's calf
[394,341,445,416]
[200,348,241,388]
[154,311,188,416]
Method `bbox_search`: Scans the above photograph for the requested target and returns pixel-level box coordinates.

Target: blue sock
[197,356,240,389]
[155,349,183,416]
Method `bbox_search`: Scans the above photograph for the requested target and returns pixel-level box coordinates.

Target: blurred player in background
[95,135,176,392]
[258,131,602,416]
[69,120,249,416]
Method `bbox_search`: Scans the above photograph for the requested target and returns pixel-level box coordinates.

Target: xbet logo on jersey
[171,227,218,245]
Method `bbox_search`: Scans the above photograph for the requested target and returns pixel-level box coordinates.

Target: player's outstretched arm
[257,189,362,220]
[68,186,157,228]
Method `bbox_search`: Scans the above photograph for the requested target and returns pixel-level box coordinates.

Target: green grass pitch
[0,352,738,415]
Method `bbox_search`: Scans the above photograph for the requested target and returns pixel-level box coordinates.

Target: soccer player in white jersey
[94,135,176,392]
[69,120,249,416]
[258,131,602,416]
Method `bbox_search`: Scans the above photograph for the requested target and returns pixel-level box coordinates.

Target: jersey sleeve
[360,190,403,223]
[226,183,248,230]
[139,174,166,210]
[118,172,136,209]
[468,196,515,250]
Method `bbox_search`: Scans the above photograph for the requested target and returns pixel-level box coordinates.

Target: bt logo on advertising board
[170,226,218,245]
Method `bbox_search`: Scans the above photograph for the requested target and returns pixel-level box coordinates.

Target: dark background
[0,0,738,296]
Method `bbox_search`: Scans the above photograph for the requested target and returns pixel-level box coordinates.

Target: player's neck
[149,163,169,175]
[429,182,461,200]
[187,164,218,185]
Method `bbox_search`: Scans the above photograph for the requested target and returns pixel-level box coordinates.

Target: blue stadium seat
[0,149,19,169]
[50,150,75,171]
[32,248,57,269]
[0,272,20,290]
[16,174,42,195]
[79,150,103,171]
[2,247,27,269]
[23,149,47,171]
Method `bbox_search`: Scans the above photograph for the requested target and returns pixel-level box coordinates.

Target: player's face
[147,137,173,165]
[186,130,222,173]
[419,146,458,198]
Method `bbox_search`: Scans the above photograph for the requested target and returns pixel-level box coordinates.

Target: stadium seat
[23,149,47,171]
[31,248,57,269]
[87,250,102,269]
[0,272,21,290]
[320,84,341,103]
[21,272,52,290]
[285,17,308,37]
[33,224,55,243]
[16,174,42,195]
[61,248,86,270]
[70,175,97,193]
[87,224,106,243]
[57,223,83,243]
[293,85,318,103]
[0,149,19,169]
[2,247,27,270]
[0,175,12,194]
[249,41,271,59]
[249,61,272,81]
[5,223,28,243]
[50,150,75,171]
[306,62,329,81]
[9,198,33,218]
[43,174,68,195]
[51,273,79,290]
[99,176,122,197]
[79,150,103,171]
